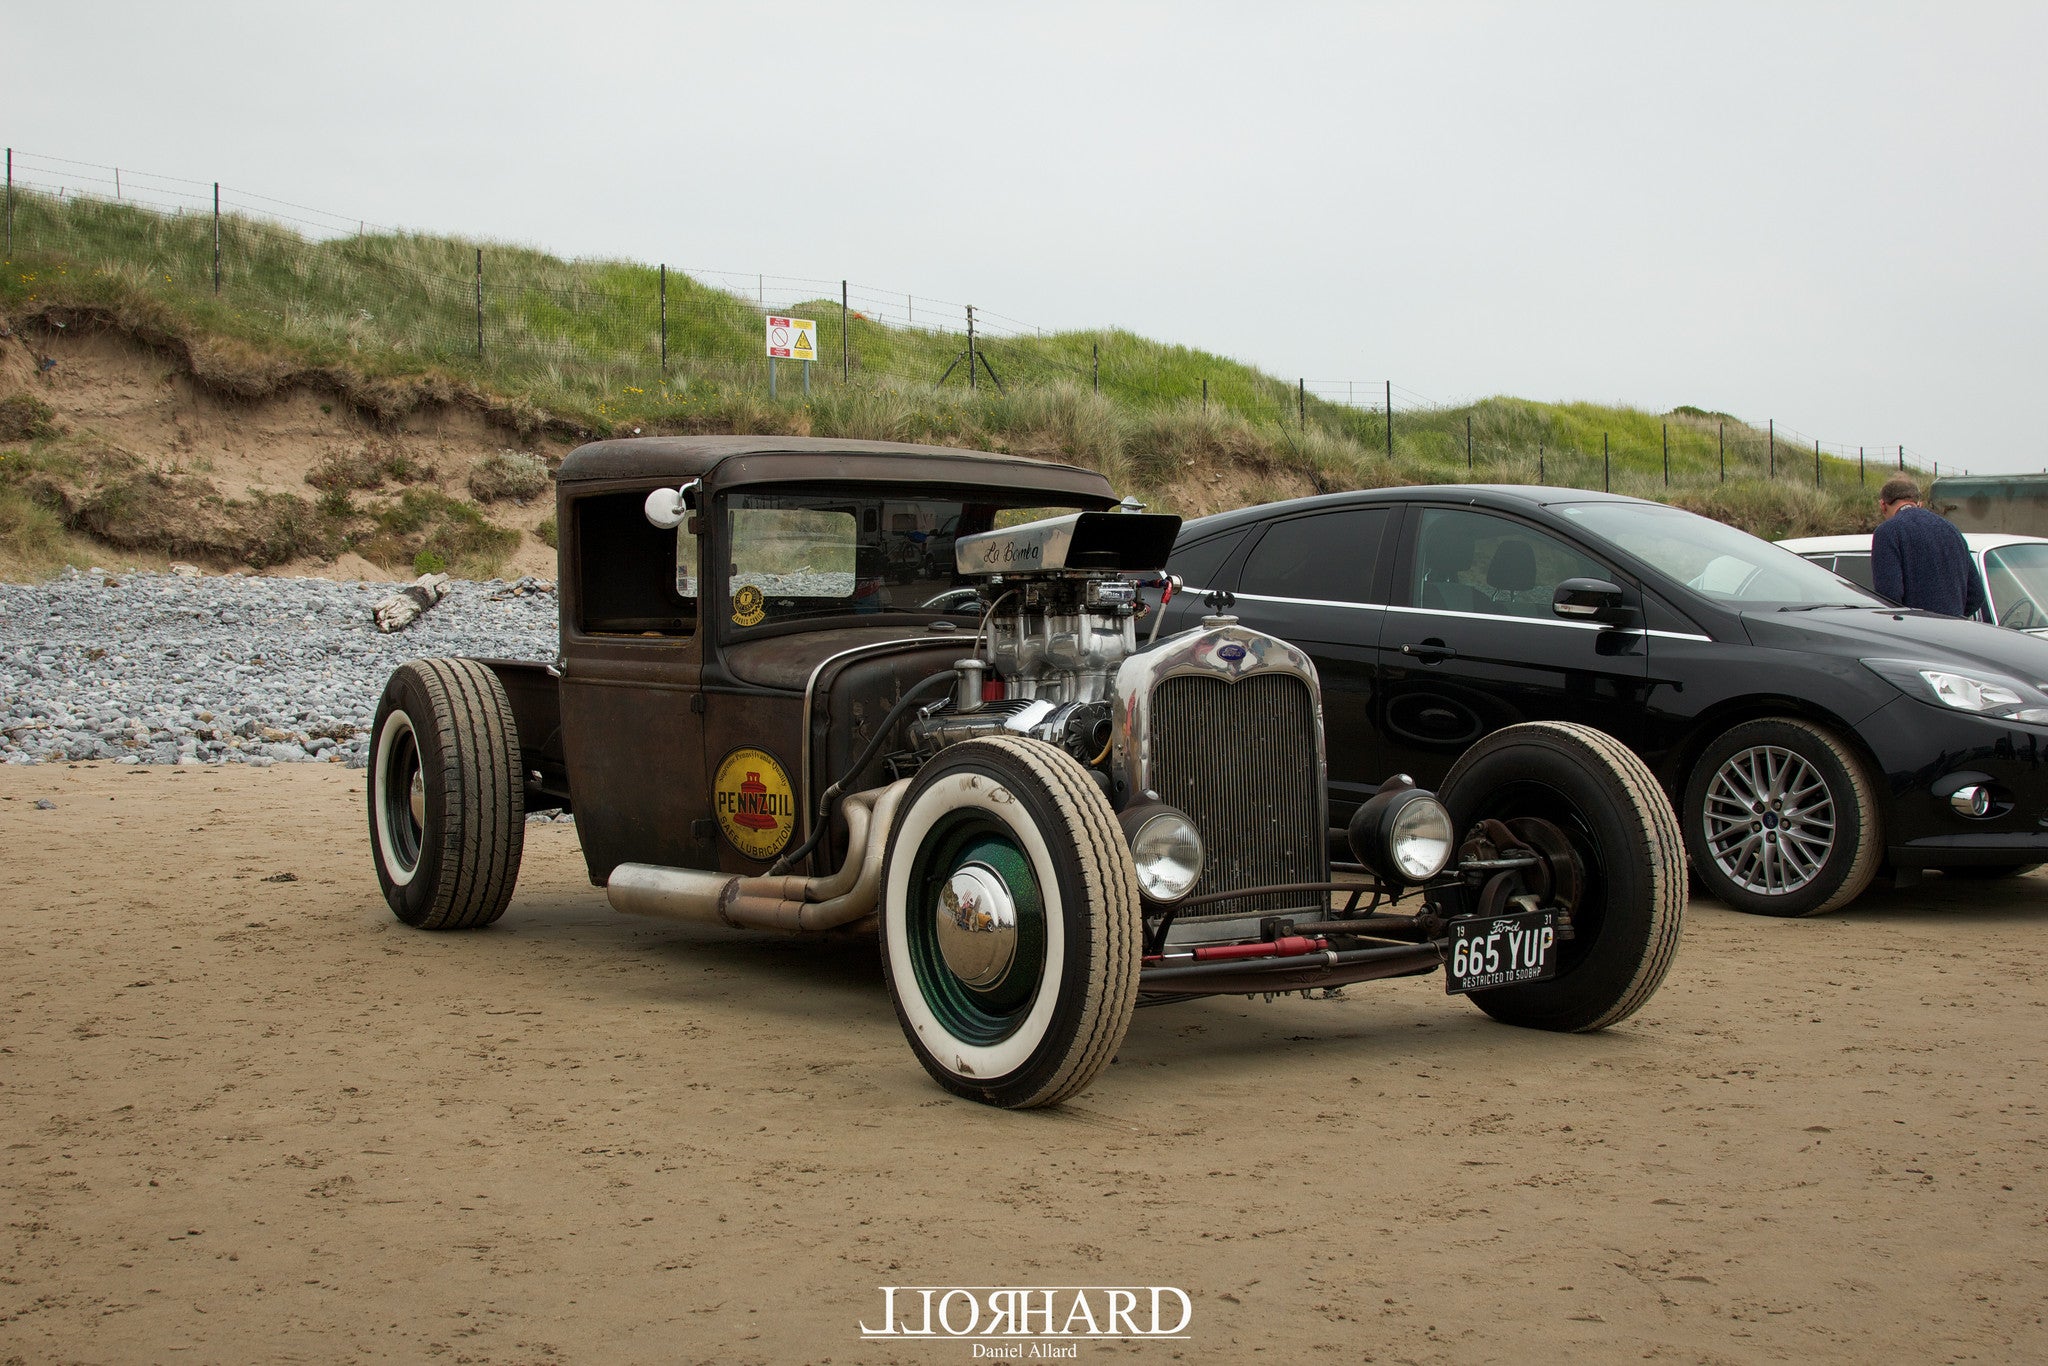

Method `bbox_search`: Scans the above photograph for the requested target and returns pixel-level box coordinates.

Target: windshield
[1983,543,2048,630]
[720,486,1095,632]
[1557,502,1885,607]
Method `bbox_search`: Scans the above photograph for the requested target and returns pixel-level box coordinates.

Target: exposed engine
[905,510,1182,775]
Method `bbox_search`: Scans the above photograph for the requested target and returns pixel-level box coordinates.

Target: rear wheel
[879,737,1140,1108]
[1683,718,1879,917]
[1439,721,1685,1032]
[367,658,525,929]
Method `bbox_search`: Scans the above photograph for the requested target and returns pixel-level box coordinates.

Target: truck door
[555,488,709,883]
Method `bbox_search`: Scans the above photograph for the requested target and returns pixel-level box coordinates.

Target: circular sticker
[732,583,766,627]
[712,747,796,861]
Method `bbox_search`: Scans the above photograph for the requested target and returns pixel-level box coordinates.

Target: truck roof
[556,435,1119,503]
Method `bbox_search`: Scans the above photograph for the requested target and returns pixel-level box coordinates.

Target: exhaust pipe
[606,780,909,933]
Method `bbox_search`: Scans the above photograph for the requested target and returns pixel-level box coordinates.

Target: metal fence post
[1384,381,1392,459]
[1815,438,1821,489]
[4,148,11,258]
[1898,446,1904,471]
[1466,414,1473,471]
[967,306,977,394]
[659,264,668,374]
[1298,379,1305,432]
[1202,377,1208,412]
[474,248,483,358]
[1859,445,1865,485]
[1539,449,1545,484]
[841,280,849,382]
[1719,422,1725,482]
[212,182,221,294]
[1092,342,1099,394]
[1769,419,1775,478]
[1603,432,1610,491]
[1662,423,1669,486]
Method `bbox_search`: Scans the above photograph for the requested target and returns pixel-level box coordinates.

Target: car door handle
[1401,640,1457,661]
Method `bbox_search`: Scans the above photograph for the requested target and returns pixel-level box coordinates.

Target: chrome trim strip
[1383,603,1607,631]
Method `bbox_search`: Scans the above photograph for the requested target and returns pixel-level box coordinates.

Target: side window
[576,491,697,635]
[1831,552,1875,592]
[1237,508,1389,604]
[1166,528,1249,592]
[1407,507,1606,619]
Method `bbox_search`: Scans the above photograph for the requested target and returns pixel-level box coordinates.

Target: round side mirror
[644,487,687,530]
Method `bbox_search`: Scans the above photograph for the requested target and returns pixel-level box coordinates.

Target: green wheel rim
[905,816,1048,1044]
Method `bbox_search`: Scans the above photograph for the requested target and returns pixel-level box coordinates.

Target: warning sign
[765,315,818,362]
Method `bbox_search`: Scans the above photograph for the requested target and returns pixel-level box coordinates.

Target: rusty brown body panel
[548,437,1114,887]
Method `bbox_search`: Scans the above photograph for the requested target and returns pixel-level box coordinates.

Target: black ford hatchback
[1156,485,2048,916]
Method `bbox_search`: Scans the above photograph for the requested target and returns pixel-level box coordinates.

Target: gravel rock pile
[1,568,558,769]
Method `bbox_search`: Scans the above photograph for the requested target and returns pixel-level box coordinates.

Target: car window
[1983,544,2048,629]
[1238,508,1389,604]
[1831,552,1875,592]
[1167,528,1249,591]
[1559,502,1882,607]
[1406,508,1605,618]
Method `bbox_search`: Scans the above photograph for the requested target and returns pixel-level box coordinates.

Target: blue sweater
[1872,506,1986,618]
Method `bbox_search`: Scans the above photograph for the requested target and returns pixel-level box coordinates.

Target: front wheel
[1682,718,1879,917]
[879,737,1141,1108]
[1439,721,1686,1031]
[367,658,525,929]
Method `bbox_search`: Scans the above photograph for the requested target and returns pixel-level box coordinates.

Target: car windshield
[1557,502,1886,607]
[1983,543,2048,629]
[720,486,1092,631]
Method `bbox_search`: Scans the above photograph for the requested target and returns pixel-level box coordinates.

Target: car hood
[1742,606,2048,682]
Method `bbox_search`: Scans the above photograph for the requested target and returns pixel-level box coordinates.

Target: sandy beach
[3,761,2044,1364]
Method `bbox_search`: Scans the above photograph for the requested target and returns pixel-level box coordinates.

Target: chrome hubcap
[1703,744,1835,895]
[933,860,1019,987]
[934,863,1019,988]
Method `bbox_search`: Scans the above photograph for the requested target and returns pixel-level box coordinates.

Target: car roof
[1778,531,2048,553]
[556,435,1118,504]
[1175,483,1655,539]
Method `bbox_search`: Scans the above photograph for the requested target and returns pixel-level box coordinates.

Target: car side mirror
[643,480,700,530]
[1553,577,1631,625]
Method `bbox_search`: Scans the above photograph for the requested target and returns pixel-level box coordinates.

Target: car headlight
[1347,781,1455,885]
[1862,658,2048,725]
[1119,805,1204,902]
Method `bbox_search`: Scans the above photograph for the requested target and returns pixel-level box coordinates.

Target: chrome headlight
[1348,781,1455,885]
[1119,805,1204,902]
[1862,658,2048,725]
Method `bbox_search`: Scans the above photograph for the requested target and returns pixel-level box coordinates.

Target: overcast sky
[11,2,2047,472]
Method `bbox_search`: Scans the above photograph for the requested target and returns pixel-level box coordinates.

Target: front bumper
[1860,696,2048,868]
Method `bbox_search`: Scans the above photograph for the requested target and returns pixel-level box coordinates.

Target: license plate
[1445,909,1559,994]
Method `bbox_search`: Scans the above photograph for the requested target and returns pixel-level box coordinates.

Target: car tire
[1683,718,1879,917]
[1438,721,1686,1032]
[367,658,525,930]
[879,736,1140,1108]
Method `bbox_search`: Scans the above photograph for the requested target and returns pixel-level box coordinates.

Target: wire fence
[2,146,1945,489]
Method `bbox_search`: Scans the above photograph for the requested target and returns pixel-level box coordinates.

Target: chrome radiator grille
[1148,672,1326,919]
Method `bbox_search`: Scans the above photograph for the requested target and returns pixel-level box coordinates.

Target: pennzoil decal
[731,584,767,627]
[712,747,796,861]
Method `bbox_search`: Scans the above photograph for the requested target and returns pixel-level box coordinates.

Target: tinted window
[1831,552,1875,591]
[1167,528,1249,591]
[1406,507,1605,618]
[1238,508,1389,604]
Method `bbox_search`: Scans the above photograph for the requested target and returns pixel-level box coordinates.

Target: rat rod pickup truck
[366,436,1684,1108]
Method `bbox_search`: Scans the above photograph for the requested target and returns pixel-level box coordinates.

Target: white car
[1778,531,2048,635]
